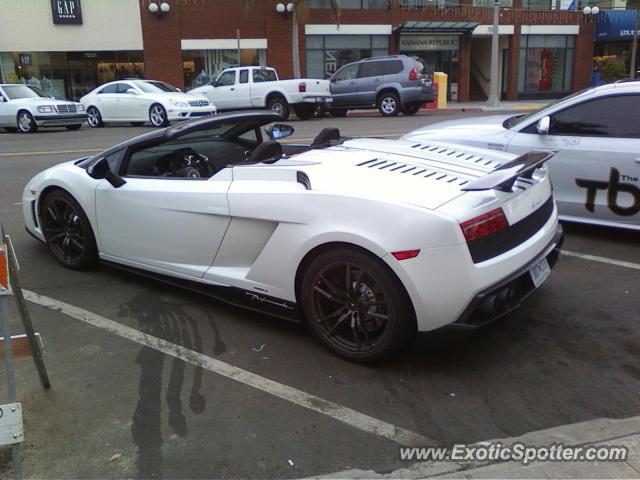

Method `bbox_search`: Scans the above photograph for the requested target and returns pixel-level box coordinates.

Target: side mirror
[330,76,337,83]
[537,116,550,135]
[176,88,182,92]
[266,124,294,140]
[211,80,218,87]
[87,157,126,188]
[126,88,139,95]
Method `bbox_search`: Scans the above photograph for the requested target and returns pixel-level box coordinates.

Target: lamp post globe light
[276,3,286,13]
[160,2,170,13]
[148,2,159,13]
[287,2,294,12]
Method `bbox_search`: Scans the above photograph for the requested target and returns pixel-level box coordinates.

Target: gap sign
[51,0,82,25]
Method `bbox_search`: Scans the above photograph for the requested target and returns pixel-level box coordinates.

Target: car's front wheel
[41,190,98,270]
[301,247,416,362]
[149,104,169,127]
[86,107,104,128]
[17,110,38,133]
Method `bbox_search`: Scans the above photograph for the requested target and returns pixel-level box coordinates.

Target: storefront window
[0,51,144,100]
[399,35,459,89]
[306,35,389,78]
[399,0,460,6]
[518,35,574,96]
[182,49,267,89]
[522,0,552,8]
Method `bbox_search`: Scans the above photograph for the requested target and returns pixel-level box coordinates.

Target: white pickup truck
[188,66,332,120]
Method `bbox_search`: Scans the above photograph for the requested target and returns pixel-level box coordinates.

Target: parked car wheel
[65,124,82,131]
[268,96,290,120]
[301,247,416,362]
[401,104,422,116]
[377,92,401,117]
[41,190,98,270]
[4,127,18,133]
[86,107,104,128]
[294,104,315,120]
[330,109,348,118]
[149,104,169,128]
[17,110,38,133]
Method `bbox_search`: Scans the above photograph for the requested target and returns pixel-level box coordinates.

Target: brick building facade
[140,0,595,102]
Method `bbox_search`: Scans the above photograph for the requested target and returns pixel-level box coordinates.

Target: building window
[0,51,144,100]
[522,0,552,8]
[308,0,389,8]
[306,35,389,78]
[472,0,513,5]
[518,35,574,96]
[182,49,267,89]
[399,0,460,7]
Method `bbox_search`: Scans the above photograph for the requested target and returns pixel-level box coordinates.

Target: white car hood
[402,114,516,140]
[11,97,79,106]
[157,92,208,102]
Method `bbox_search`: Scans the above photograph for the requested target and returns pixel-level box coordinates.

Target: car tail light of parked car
[460,208,509,242]
[408,67,418,81]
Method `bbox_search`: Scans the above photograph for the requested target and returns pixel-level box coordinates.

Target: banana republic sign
[51,0,83,25]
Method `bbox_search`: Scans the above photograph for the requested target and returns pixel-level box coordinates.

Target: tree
[242,0,341,78]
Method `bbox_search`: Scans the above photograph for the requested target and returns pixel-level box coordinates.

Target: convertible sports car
[23,111,563,361]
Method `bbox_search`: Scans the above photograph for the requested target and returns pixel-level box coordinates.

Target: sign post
[0,243,22,480]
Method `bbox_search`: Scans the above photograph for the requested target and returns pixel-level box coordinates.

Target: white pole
[237,28,241,67]
[487,0,501,107]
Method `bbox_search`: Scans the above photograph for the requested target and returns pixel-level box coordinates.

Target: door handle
[230,88,235,91]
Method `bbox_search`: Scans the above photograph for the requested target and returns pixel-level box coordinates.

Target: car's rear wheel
[401,104,421,116]
[377,92,401,117]
[65,124,82,131]
[17,110,38,133]
[149,104,169,127]
[294,104,315,120]
[86,106,104,128]
[41,190,98,270]
[301,247,416,362]
[267,95,290,120]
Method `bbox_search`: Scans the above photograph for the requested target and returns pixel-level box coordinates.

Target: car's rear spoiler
[461,151,556,193]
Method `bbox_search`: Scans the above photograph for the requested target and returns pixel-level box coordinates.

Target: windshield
[134,81,180,93]
[2,84,46,100]
[503,86,596,129]
[27,85,53,98]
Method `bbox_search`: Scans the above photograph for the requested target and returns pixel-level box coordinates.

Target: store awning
[395,21,479,34]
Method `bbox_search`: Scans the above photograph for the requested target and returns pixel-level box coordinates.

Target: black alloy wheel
[41,190,98,269]
[301,248,415,362]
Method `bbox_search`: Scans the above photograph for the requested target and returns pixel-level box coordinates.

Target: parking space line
[23,289,432,447]
[562,250,640,271]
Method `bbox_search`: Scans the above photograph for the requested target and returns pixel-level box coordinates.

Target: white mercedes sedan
[0,84,87,133]
[23,111,563,361]
[80,79,216,128]
[403,81,640,231]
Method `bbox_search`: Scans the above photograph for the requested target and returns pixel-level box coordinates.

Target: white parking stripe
[23,289,431,447]
[562,250,640,271]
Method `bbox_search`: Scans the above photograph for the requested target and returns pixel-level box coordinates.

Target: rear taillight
[299,82,306,93]
[392,250,420,261]
[408,67,418,81]
[460,208,508,242]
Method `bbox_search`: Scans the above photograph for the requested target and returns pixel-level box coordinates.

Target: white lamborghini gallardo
[23,111,563,361]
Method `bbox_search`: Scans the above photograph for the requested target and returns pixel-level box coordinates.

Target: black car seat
[311,128,341,148]
[247,141,283,163]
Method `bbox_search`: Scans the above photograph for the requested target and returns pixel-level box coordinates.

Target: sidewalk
[346,100,551,117]
[314,416,640,479]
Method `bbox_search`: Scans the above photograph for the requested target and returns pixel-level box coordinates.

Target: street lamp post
[630,9,639,79]
[487,0,501,108]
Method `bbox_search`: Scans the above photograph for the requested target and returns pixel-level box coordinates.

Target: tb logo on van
[575,168,640,216]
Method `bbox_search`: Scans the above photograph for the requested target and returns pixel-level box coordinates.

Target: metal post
[236,29,241,68]
[487,0,501,107]
[631,10,638,79]
[1,274,22,480]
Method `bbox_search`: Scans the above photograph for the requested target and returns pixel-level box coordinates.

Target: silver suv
[329,55,435,117]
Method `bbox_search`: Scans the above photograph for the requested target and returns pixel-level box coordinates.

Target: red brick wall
[139,0,595,98]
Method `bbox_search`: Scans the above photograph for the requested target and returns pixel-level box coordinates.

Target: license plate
[529,258,551,288]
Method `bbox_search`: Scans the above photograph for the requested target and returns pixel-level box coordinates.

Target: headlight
[37,105,54,113]
[77,104,85,112]
[170,100,188,107]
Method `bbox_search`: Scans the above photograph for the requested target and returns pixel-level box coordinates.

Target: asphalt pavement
[0,113,639,479]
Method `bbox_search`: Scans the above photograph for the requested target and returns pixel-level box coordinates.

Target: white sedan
[81,79,216,128]
[23,111,562,361]
[0,84,87,133]
[403,81,640,231]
